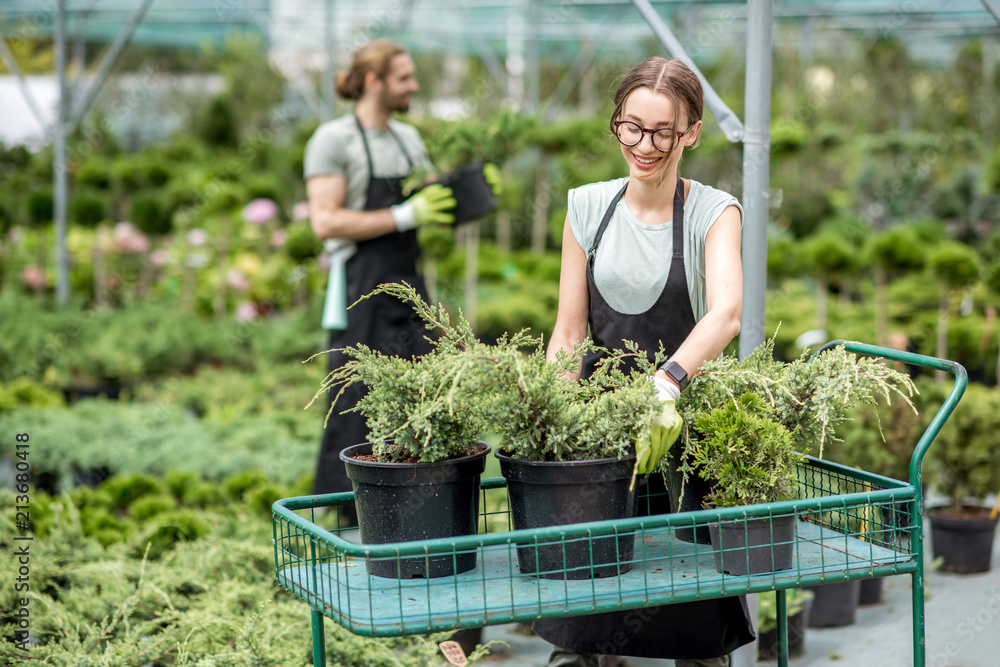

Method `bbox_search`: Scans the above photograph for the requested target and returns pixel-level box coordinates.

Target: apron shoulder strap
[355,115,416,177]
[354,115,376,184]
[386,123,415,170]
[588,182,628,258]
[672,175,685,259]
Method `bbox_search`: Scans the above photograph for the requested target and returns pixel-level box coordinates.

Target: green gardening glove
[390,183,456,231]
[635,376,684,475]
[483,162,503,197]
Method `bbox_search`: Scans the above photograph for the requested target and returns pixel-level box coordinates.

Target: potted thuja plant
[476,341,663,580]
[674,337,917,575]
[310,284,492,579]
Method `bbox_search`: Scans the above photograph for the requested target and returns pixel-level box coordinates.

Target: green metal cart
[272,342,967,667]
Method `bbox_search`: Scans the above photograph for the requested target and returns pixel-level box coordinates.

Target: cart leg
[912,569,925,667]
[776,589,788,667]
[311,609,327,667]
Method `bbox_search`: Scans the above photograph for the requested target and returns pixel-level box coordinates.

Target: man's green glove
[483,162,503,197]
[390,183,456,231]
[635,376,684,475]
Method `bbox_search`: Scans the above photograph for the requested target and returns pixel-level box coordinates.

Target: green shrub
[27,189,54,226]
[0,377,63,413]
[0,402,317,488]
[130,494,178,521]
[71,190,107,227]
[102,473,167,511]
[134,509,211,559]
[75,159,112,189]
[144,162,172,187]
[223,470,269,501]
[923,381,1000,509]
[131,193,172,236]
[284,220,322,263]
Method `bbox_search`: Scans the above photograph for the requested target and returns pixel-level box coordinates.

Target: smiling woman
[539,57,748,667]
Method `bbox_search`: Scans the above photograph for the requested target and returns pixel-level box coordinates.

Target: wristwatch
[660,360,689,391]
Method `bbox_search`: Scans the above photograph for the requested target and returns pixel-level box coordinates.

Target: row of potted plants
[312,284,920,580]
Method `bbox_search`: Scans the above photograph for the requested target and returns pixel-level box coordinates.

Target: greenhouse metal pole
[982,0,1000,26]
[738,0,773,360]
[629,0,744,143]
[54,0,69,304]
[323,0,335,119]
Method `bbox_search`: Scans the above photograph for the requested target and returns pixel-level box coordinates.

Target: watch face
[667,362,687,388]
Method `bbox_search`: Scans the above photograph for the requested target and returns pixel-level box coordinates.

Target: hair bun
[336,71,361,100]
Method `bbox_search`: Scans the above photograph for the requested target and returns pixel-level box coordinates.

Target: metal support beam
[67,0,155,132]
[982,0,1000,27]
[0,34,48,129]
[629,0,745,143]
[472,40,507,93]
[322,0,335,119]
[54,0,68,304]
[541,7,625,121]
[738,0,773,360]
[525,0,540,112]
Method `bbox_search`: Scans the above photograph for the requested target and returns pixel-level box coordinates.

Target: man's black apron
[313,117,433,495]
[533,178,755,660]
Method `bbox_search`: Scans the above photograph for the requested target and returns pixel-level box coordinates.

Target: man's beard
[383,90,410,113]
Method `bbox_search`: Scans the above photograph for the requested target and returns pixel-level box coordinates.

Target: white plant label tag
[439,640,469,666]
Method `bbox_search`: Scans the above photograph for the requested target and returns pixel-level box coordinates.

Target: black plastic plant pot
[666,445,718,544]
[859,576,884,606]
[496,450,636,580]
[340,442,490,579]
[437,161,497,225]
[928,506,999,574]
[709,514,796,576]
[806,580,861,627]
[757,597,812,661]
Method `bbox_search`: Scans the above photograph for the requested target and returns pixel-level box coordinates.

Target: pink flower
[22,265,45,290]
[227,268,249,291]
[113,222,150,254]
[292,201,310,221]
[149,249,169,266]
[235,300,259,322]
[242,198,279,225]
[187,228,210,246]
[270,229,287,248]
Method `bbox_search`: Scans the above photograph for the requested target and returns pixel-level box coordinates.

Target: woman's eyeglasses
[613,120,695,153]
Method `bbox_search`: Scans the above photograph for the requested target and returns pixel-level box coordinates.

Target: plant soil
[351,443,487,464]
[931,505,994,520]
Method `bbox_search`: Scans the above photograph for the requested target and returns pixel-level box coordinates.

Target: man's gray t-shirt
[568,177,743,321]
[303,115,430,211]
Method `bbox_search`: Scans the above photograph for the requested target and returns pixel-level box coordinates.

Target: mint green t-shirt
[568,177,743,322]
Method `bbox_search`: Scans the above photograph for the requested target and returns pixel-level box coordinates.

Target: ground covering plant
[0,476,492,666]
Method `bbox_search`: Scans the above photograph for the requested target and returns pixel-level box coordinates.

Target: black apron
[313,117,434,495]
[533,178,755,660]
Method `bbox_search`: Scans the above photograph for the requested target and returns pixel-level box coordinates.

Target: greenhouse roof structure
[0,1,997,58]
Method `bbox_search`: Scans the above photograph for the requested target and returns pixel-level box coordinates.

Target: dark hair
[610,57,704,152]
[336,40,407,100]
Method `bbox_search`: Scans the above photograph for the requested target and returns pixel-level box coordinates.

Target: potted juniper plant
[674,336,917,575]
[310,284,492,579]
[477,341,662,580]
[922,381,1000,573]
